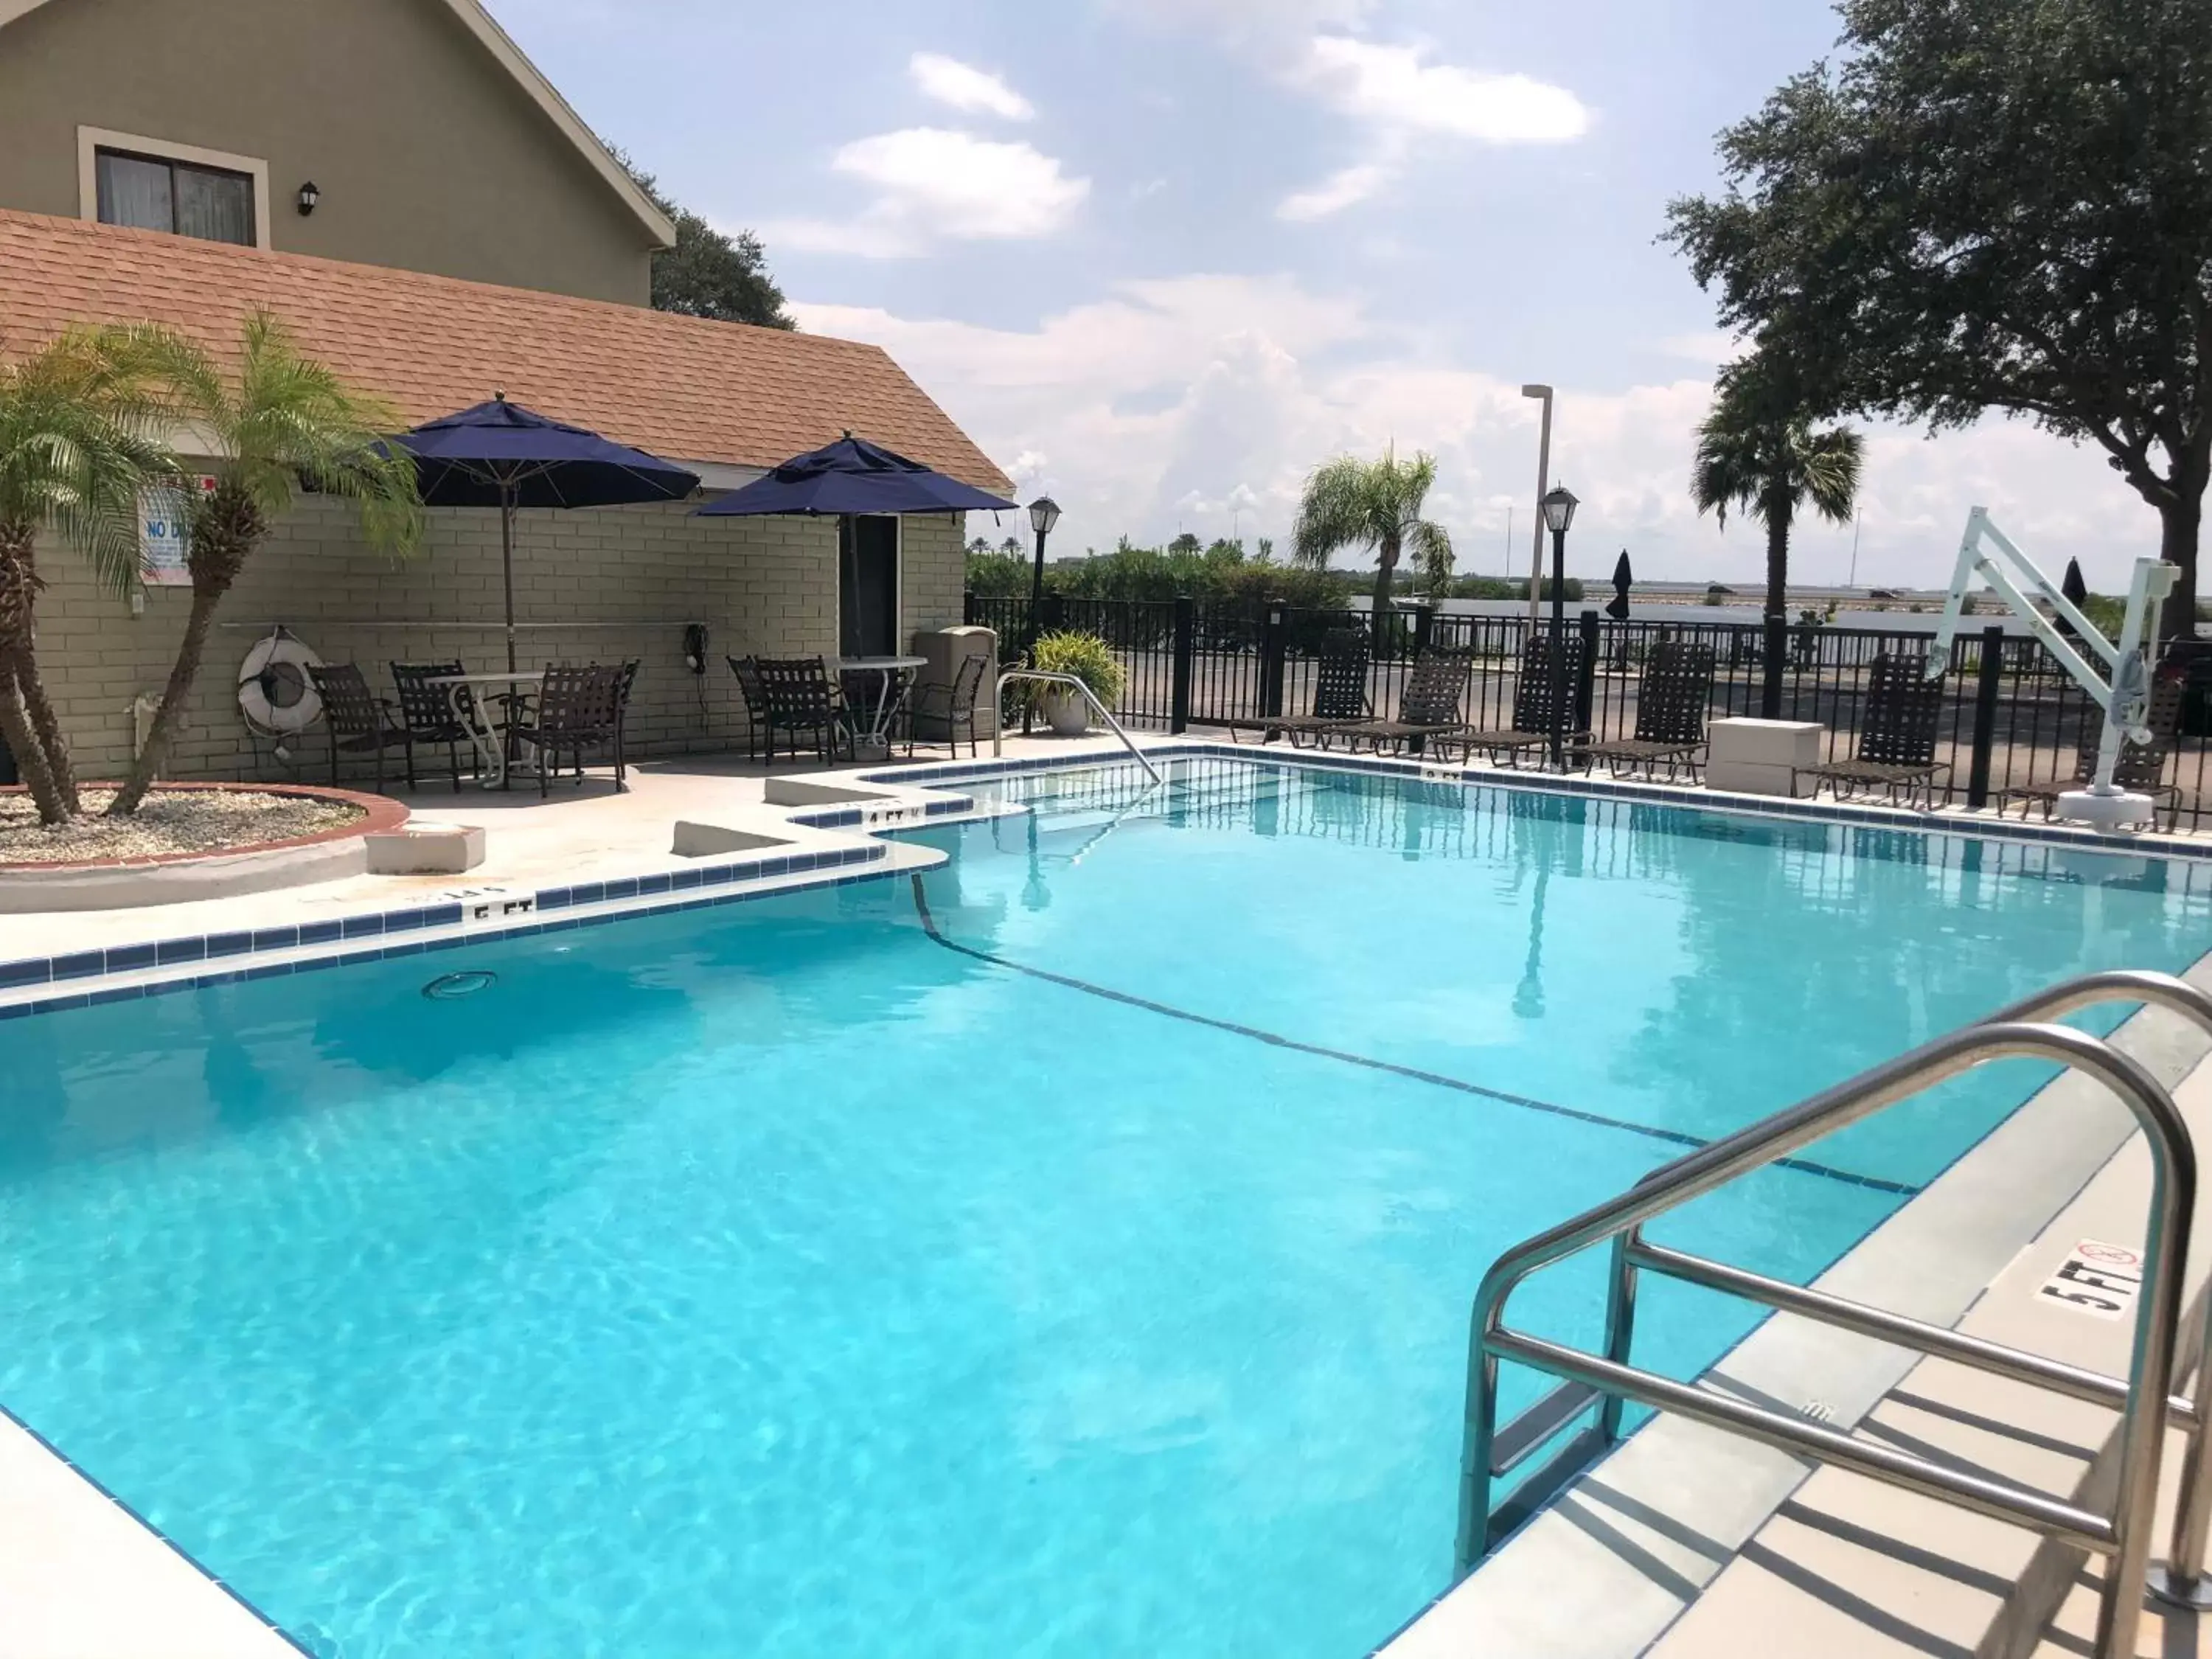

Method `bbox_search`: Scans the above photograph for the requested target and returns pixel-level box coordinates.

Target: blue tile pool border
[862,740,2212,862]
[0,842,890,1019]
[7,740,2208,1020]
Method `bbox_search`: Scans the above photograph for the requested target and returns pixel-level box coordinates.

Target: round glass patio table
[835,655,926,754]
[423,670,544,789]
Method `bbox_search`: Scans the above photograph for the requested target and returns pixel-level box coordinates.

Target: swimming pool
[2,754,2208,1658]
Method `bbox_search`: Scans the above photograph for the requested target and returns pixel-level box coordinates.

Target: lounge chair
[389,660,479,791]
[507,663,625,797]
[1220,628,1371,747]
[1581,641,1717,782]
[1325,650,1472,756]
[1796,653,1951,807]
[1460,633,1590,766]
[728,655,772,762]
[2002,675,2184,829]
[305,662,415,793]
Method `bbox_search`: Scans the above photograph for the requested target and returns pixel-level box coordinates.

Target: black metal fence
[967,592,2212,831]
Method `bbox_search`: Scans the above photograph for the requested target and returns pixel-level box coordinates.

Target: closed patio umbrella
[393,394,700,672]
[1605,550,1632,621]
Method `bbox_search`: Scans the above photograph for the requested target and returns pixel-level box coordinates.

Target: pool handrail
[993,669,1163,785]
[1453,990,2201,1659]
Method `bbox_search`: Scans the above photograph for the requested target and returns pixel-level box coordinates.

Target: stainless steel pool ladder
[1455,969,2212,1659]
[993,670,1164,785]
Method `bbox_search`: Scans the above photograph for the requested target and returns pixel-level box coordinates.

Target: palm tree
[108,312,423,815]
[1690,357,1863,632]
[1290,448,1453,625]
[0,327,178,824]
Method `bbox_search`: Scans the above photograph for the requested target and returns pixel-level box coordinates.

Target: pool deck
[4,735,2212,1656]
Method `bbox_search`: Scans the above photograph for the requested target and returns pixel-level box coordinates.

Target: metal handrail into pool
[993,670,1164,785]
[1455,996,2199,1659]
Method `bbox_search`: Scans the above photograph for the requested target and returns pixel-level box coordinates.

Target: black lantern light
[296,181,321,216]
[1540,484,1579,767]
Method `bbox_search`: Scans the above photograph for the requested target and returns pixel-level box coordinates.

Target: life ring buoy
[238,629,324,735]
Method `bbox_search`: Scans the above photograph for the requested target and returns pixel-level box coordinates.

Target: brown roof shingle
[0,208,1012,493]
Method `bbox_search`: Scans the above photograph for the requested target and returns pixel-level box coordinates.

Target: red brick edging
[0,782,407,872]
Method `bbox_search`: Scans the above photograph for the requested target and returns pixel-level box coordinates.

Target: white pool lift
[1927,507,2178,832]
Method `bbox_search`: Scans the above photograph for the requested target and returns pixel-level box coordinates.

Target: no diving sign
[2036,1239,2143,1321]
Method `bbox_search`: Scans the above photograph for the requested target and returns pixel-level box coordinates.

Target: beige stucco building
[0,0,1012,789]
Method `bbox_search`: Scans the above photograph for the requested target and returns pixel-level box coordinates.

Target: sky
[495,0,2151,592]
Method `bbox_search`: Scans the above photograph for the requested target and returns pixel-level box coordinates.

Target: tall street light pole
[1541,484,1579,769]
[1520,384,1554,632]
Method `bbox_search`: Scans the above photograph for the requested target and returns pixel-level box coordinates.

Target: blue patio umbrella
[392,394,700,672]
[696,431,1017,664]
[693,432,1017,520]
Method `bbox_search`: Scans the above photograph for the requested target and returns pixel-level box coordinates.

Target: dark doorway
[839,515,900,657]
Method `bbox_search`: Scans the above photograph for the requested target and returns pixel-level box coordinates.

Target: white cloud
[1275,37,1590,219]
[910,52,1034,120]
[792,274,2152,590]
[1298,36,1589,144]
[1278,164,1392,221]
[766,128,1089,257]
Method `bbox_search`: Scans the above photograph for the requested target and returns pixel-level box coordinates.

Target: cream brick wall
[23,501,969,784]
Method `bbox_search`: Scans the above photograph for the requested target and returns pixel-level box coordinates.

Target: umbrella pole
[501,489,518,676]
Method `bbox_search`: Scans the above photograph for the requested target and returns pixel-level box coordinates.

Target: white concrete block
[1708,717,1824,768]
[365,822,485,874]
[672,821,792,857]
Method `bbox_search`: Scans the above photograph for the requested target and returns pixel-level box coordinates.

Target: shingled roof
[0,209,1012,493]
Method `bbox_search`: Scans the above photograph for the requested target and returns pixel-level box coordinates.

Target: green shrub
[1030,629,1127,709]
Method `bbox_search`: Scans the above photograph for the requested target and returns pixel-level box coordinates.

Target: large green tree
[619,156,795,331]
[0,328,176,824]
[1291,448,1453,626]
[110,313,423,815]
[1666,0,2212,637]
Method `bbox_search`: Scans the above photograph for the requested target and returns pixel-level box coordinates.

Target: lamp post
[1520,384,1554,632]
[1027,495,1061,611]
[1541,483,1579,768]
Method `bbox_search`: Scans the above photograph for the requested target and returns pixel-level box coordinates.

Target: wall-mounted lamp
[296,181,321,217]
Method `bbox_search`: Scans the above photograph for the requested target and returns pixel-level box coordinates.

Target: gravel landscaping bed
[0,788,366,865]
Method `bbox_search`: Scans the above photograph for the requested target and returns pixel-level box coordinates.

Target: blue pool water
[2,756,2209,1658]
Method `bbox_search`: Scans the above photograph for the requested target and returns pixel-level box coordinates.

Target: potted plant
[1029,630,1127,735]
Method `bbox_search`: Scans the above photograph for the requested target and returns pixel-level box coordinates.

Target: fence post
[964,589,975,626]
[1761,616,1787,718]
[1576,608,1599,737]
[1966,624,2006,808]
[1170,594,1195,734]
[1413,605,1436,656]
[1262,605,1287,718]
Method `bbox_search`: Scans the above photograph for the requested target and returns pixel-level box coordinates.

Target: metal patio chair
[1220,627,1371,748]
[728,655,772,762]
[305,662,414,793]
[1460,633,1590,767]
[903,653,991,759]
[507,663,625,797]
[754,657,850,765]
[1797,652,1951,807]
[389,660,479,792]
[1582,640,1717,782]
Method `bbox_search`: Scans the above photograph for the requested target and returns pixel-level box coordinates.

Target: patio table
[836,655,926,759]
[425,670,544,789]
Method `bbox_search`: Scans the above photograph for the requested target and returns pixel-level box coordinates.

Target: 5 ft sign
[2036,1239,2144,1321]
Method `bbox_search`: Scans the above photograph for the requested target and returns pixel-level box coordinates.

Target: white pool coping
[1,737,2209,1655]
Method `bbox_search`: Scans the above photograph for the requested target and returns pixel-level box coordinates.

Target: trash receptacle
[911,625,999,743]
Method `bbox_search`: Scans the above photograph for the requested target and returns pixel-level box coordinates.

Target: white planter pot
[1041,687,1092,736]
